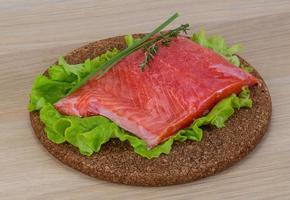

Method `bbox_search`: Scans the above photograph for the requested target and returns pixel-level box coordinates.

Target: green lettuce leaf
[37,87,252,159]
[124,34,141,47]
[28,32,253,159]
[28,48,119,111]
[124,35,135,47]
[191,29,252,72]
[28,75,72,111]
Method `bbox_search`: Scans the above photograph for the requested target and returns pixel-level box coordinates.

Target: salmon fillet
[54,37,257,147]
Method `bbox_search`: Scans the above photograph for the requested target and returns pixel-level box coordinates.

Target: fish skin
[54,37,257,147]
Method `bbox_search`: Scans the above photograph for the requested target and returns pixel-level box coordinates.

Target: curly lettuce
[28,31,253,159]
[124,35,141,47]
[28,48,119,111]
[38,87,251,159]
[191,29,253,73]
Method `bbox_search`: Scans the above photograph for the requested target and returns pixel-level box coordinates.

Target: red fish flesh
[54,37,257,147]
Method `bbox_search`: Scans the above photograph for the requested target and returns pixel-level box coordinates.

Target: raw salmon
[55,37,257,147]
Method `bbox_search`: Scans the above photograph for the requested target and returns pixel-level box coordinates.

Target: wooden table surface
[1,0,290,199]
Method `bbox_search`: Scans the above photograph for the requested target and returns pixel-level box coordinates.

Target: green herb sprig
[68,13,183,95]
[139,24,189,71]
[139,44,158,71]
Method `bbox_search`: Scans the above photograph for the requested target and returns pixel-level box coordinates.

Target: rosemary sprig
[67,13,181,95]
[140,44,158,71]
[139,24,190,70]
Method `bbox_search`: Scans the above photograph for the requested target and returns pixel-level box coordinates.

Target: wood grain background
[1,0,290,199]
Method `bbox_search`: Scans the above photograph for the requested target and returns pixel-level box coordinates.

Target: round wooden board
[30,35,272,186]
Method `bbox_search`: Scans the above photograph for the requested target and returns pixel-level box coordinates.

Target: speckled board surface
[30,35,271,186]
